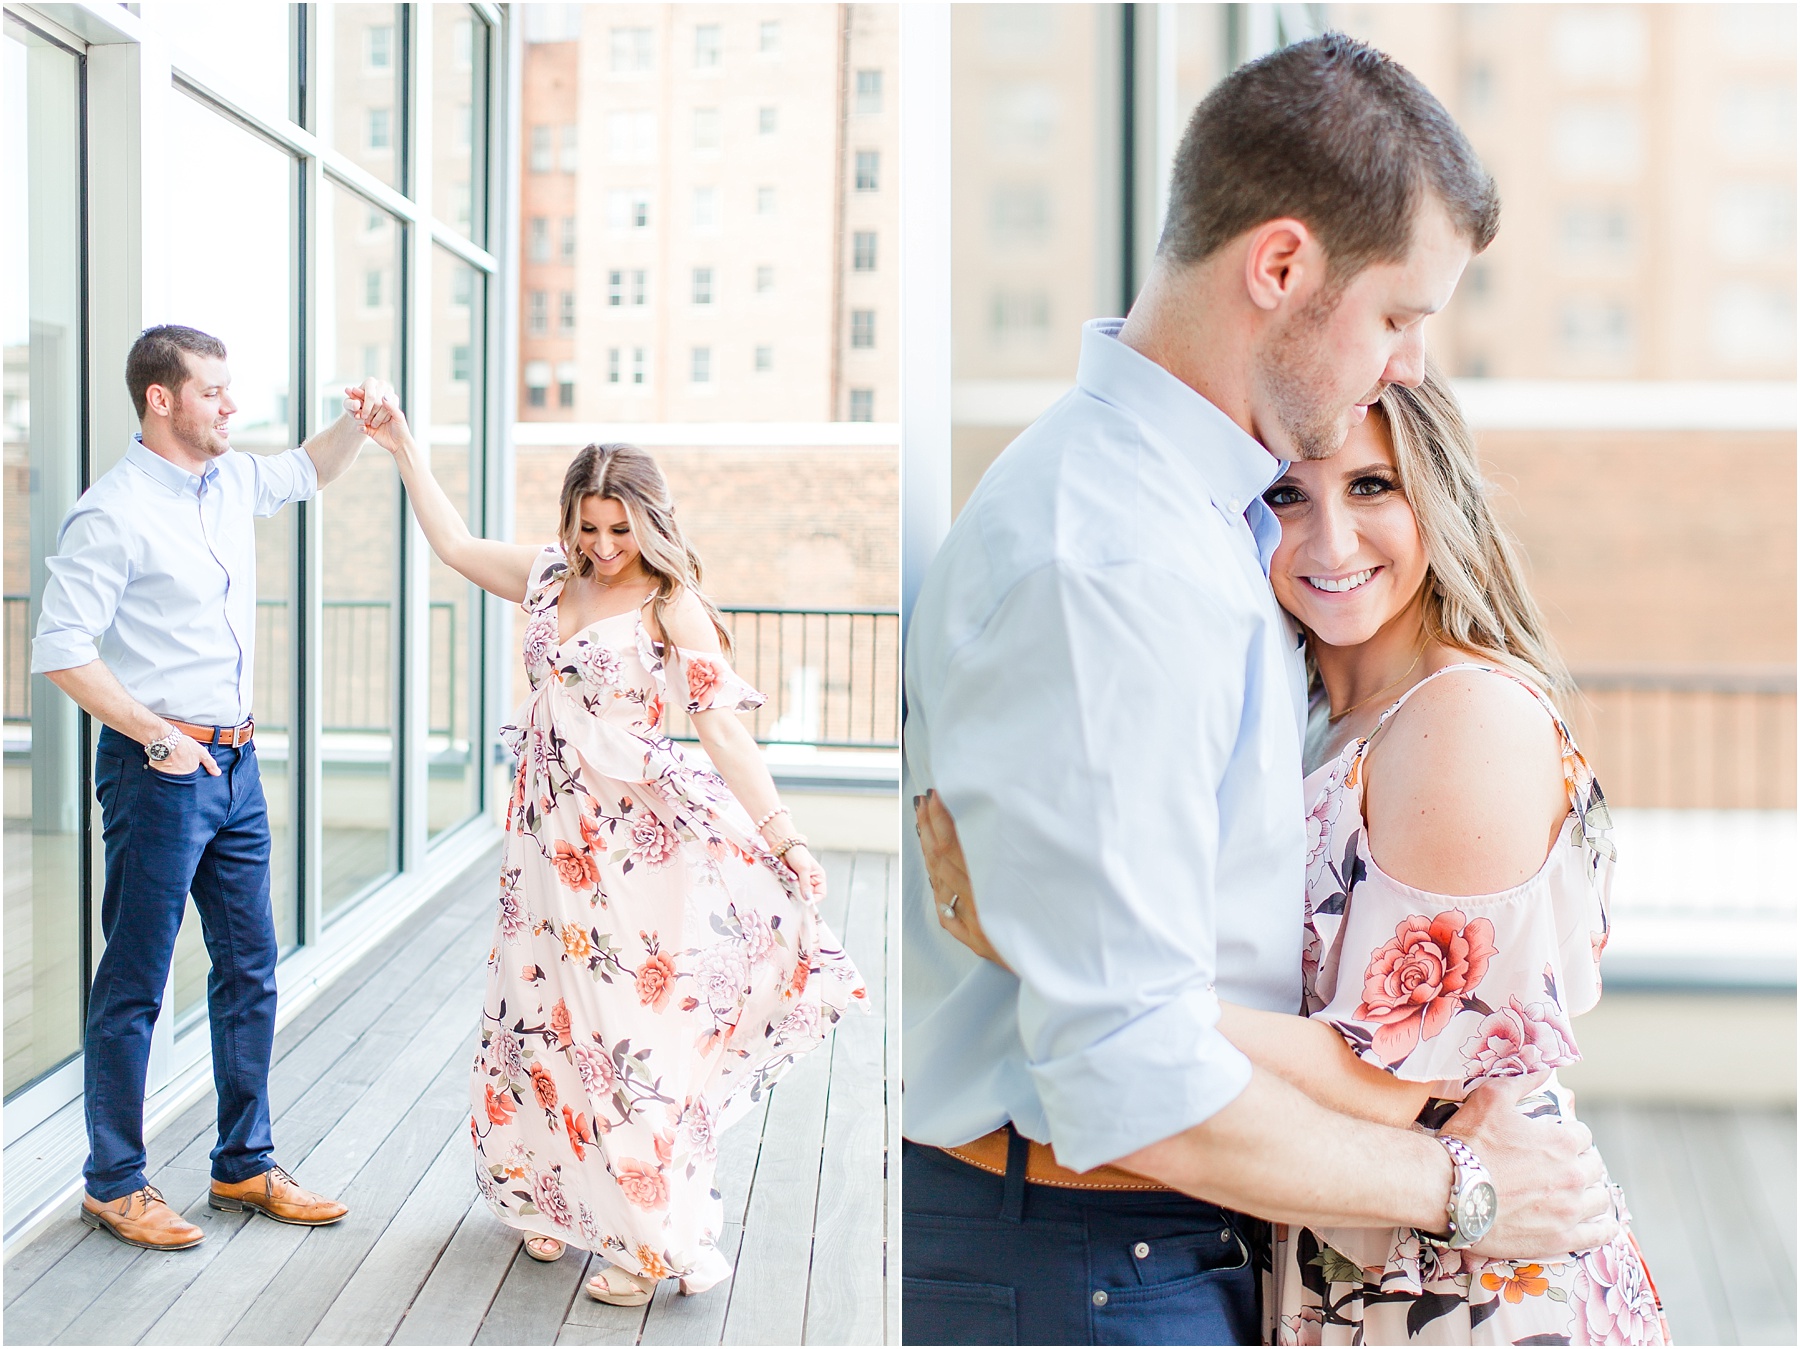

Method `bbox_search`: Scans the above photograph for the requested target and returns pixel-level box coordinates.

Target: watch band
[146,728,183,762]
[1419,1134,1497,1250]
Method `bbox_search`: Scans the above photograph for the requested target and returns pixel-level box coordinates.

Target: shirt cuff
[30,630,99,675]
[286,445,321,501]
[1028,986,1254,1175]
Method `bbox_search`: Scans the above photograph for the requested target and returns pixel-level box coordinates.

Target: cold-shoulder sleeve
[635,625,765,715]
[1308,835,1605,1087]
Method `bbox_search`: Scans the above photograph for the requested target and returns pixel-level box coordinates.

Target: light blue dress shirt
[31,438,318,725]
[902,319,1309,1174]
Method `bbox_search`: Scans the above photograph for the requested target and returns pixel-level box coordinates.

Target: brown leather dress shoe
[209,1164,348,1226]
[80,1185,204,1250]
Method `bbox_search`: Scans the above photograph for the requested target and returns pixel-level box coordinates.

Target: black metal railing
[663,608,900,750]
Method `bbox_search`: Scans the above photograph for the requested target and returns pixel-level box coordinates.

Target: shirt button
[1133,1242,1149,1259]
[1091,1290,1108,1307]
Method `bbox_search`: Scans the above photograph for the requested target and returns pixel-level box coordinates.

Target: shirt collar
[127,436,219,499]
[1075,318,1287,571]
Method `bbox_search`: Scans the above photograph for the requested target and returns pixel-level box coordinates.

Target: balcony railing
[6,597,901,752]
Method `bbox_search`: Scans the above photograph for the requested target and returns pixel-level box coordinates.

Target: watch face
[148,742,169,761]
[1458,1180,1498,1243]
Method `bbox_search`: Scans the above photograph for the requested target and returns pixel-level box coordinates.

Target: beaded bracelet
[754,806,791,833]
[770,834,809,860]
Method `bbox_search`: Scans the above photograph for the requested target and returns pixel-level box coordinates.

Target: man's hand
[1446,1073,1618,1258]
[344,380,412,456]
[151,730,221,777]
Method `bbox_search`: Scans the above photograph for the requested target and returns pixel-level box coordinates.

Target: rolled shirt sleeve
[929,559,1257,1174]
[250,445,319,516]
[30,504,132,675]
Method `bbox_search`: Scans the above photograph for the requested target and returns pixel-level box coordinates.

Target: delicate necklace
[1327,643,1427,724]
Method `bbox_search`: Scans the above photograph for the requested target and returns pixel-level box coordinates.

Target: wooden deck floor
[3,847,898,1347]
[1585,1102,1795,1347]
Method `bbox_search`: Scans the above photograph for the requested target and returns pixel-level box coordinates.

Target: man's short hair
[126,325,228,421]
[1159,33,1499,278]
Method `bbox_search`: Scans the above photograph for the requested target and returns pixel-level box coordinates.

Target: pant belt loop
[1000,1123,1029,1224]
[209,725,223,747]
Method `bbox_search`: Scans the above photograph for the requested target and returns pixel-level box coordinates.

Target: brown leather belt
[168,718,255,748]
[939,1128,1172,1192]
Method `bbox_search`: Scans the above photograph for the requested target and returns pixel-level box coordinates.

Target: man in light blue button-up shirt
[903,37,1610,1345]
[32,325,387,1247]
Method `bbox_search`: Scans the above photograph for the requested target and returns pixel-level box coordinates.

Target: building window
[607,190,650,231]
[754,344,773,373]
[367,24,393,71]
[1710,283,1796,362]
[364,269,384,308]
[991,184,1051,244]
[849,388,874,421]
[757,186,776,216]
[693,107,721,151]
[561,215,577,262]
[853,231,877,271]
[610,26,653,72]
[759,105,778,135]
[850,309,876,348]
[607,269,648,307]
[527,216,550,263]
[691,346,712,383]
[454,16,473,71]
[991,289,1051,337]
[450,268,473,306]
[693,186,717,230]
[559,290,576,334]
[451,344,472,383]
[756,264,774,293]
[557,361,578,408]
[1552,101,1643,182]
[694,23,722,68]
[856,69,883,115]
[559,122,579,172]
[1713,183,1795,263]
[760,20,781,54]
[527,289,548,334]
[692,267,715,305]
[1559,297,1634,358]
[525,359,551,407]
[855,150,879,192]
[632,347,648,385]
[368,107,391,152]
[530,125,552,173]
[607,348,622,384]
[1560,204,1632,261]
[607,111,653,163]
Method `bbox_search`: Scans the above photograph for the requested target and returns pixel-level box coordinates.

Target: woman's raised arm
[352,390,542,603]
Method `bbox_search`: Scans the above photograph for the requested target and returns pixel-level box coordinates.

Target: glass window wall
[3,15,85,1099]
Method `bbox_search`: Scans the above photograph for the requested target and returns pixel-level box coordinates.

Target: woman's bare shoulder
[655,583,721,652]
[1362,667,1567,897]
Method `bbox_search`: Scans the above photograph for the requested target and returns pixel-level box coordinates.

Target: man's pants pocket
[904,1278,1018,1345]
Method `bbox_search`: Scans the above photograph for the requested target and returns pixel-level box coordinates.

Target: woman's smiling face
[1263,409,1429,650]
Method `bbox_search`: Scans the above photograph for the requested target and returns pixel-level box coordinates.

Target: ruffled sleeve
[671,646,764,714]
[1308,842,1598,1089]
[521,544,569,615]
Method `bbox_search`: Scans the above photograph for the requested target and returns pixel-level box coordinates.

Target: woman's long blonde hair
[1372,361,1574,704]
[558,443,732,658]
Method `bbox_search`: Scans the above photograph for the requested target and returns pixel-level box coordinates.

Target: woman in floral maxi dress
[913,365,1668,1346]
[360,421,863,1305]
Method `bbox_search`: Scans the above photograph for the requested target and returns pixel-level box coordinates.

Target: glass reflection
[320,181,402,913]
[429,249,485,839]
[435,7,489,241]
[4,21,84,1098]
[325,4,405,191]
[160,92,299,1019]
[143,2,295,129]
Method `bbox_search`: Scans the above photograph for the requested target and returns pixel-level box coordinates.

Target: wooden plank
[804,853,886,1347]
[49,1167,253,1346]
[555,1269,653,1341]
[139,960,489,1346]
[471,1246,591,1345]
[391,1196,521,1347]
[1677,1106,1794,1344]
[227,1050,479,1344]
[636,1223,745,1347]
[304,1124,478,1345]
[1733,1107,1797,1275]
[4,1211,97,1311]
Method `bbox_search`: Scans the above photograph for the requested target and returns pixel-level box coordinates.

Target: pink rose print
[1279,1306,1324,1346]
[1573,1238,1663,1344]
[615,1157,670,1211]
[679,1096,718,1163]
[1461,995,1577,1081]
[532,1167,574,1228]
[629,814,680,869]
[581,641,621,688]
[571,1041,615,1096]
[522,616,556,678]
[1354,909,1497,1065]
[686,656,722,709]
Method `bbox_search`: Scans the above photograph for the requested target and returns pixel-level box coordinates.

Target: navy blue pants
[903,1135,1262,1346]
[84,726,278,1201]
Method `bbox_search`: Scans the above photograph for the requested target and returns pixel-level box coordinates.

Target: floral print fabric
[1271,664,1668,1346]
[472,545,864,1281]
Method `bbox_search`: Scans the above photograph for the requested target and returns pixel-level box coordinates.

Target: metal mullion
[429,221,498,274]
[319,158,424,227]
[400,0,431,871]
[298,0,325,942]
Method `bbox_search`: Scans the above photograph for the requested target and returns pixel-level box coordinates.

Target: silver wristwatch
[1420,1134,1498,1250]
[146,728,182,764]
